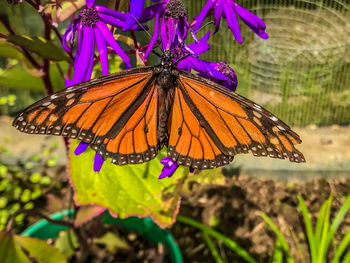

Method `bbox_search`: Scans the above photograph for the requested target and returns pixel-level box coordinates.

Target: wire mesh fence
[185,0,350,127]
[1,0,349,127]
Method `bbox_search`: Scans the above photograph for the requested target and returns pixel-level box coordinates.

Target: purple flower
[159,157,179,179]
[74,142,105,172]
[159,157,195,179]
[199,61,238,91]
[63,0,142,87]
[174,31,229,83]
[193,0,268,43]
[128,0,191,58]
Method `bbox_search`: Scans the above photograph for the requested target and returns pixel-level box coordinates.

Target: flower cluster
[63,0,268,177]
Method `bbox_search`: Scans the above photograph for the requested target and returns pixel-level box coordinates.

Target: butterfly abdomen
[156,71,176,145]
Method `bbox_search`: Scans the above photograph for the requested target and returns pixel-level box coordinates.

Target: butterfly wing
[13,67,160,165]
[167,71,305,169]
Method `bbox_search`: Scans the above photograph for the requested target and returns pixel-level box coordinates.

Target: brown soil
[172,175,350,263]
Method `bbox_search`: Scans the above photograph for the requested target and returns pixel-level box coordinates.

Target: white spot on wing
[270,116,278,122]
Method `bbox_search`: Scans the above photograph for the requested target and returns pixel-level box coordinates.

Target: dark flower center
[81,8,99,27]
[217,62,233,78]
[165,0,186,19]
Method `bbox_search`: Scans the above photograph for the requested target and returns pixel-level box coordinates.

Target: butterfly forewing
[95,80,160,165]
[165,72,305,169]
[13,68,159,163]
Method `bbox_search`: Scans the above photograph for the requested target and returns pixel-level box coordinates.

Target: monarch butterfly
[13,50,305,170]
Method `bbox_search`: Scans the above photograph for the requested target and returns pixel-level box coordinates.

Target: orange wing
[13,68,160,165]
[167,72,305,169]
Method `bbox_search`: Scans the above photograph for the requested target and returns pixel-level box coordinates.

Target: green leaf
[202,231,223,263]
[260,212,294,263]
[0,65,44,91]
[326,195,350,252]
[69,140,186,228]
[297,195,316,261]
[4,35,71,62]
[271,240,284,263]
[177,215,257,263]
[54,229,79,259]
[332,229,350,263]
[0,231,30,263]
[14,235,66,263]
[318,196,332,263]
[94,232,131,253]
[0,39,40,77]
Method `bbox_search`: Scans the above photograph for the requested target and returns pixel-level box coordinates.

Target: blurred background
[0,0,349,261]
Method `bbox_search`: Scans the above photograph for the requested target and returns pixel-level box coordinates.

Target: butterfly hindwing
[166,72,305,169]
[94,80,160,165]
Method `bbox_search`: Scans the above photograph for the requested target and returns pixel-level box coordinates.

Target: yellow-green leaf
[69,140,186,228]
[14,235,66,263]
[0,231,30,263]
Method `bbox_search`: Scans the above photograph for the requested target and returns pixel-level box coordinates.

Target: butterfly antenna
[196,21,215,34]
[151,50,162,57]
[130,15,163,56]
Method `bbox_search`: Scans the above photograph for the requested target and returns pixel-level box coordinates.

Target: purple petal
[166,17,176,49]
[160,156,175,168]
[189,57,228,80]
[74,142,89,155]
[99,13,147,31]
[176,16,188,41]
[98,13,124,27]
[145,12,160,58]
[62,25,74,52]
[234,3,268,39]
[160,14,167,50]
[95,5,128,20]
[193,0,215,32]
[224,1,242,43]
[71,26,94,84]
[177,59,191,72]
[94,152,104,172]
[86,0,95,8]
[186,31,211,55]
[159,157,179,179]
[123,0,146,30]
[138,3,164,22]
[96,21,130,67]
[213,1,224,33]
[94,28,109,76]
[84,33,95,81]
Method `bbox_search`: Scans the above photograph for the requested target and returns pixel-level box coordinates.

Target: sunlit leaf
[4,35,70,62]
[14,235,66,263]
[70,140,186,228]
[94,232,131,253]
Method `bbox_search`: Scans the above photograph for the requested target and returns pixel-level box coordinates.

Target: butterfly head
[160,50,175,69]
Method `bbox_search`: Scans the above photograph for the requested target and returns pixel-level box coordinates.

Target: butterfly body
[13,51,305,170]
